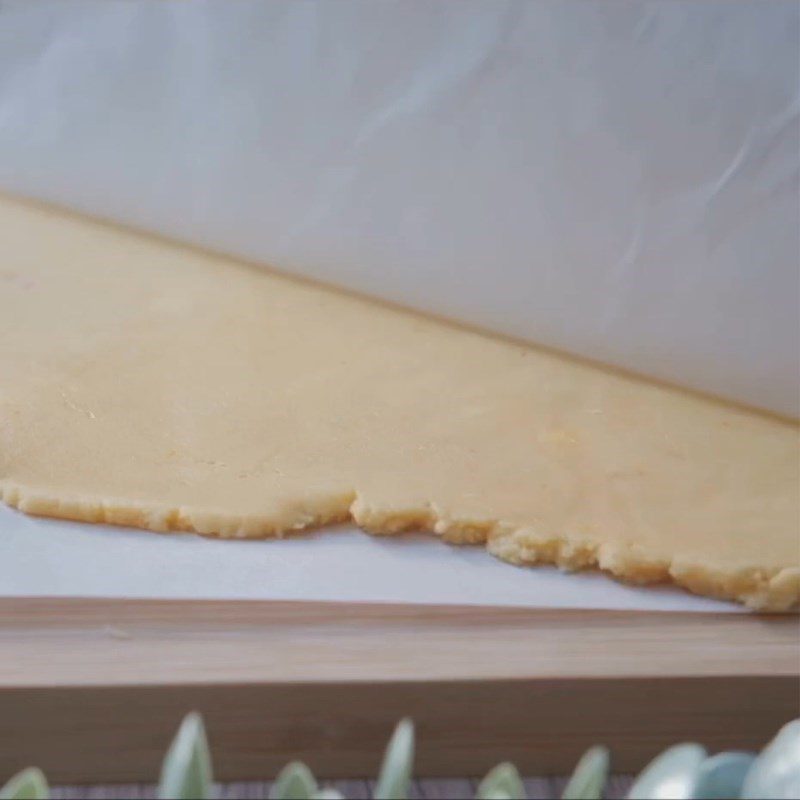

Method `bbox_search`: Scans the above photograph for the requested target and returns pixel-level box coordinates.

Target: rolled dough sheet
[1,196,798,610]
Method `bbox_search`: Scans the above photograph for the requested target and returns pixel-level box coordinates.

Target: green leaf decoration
[374,719,415,800]
[311,789,344,800]
[158,712,214,800]
[742,719,800,799]
[476,762,526,800]
[1,713,798,800]
[693,751,755,799]
[270,762,318,800]
[627,744,705,800]
[562,746,609,800]
[0,768,48,800]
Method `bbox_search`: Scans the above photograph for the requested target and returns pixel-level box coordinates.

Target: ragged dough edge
[0,481,353,538]
[485,525,800,613]
[2,480,798,612]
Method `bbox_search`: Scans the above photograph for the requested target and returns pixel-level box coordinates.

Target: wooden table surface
[2,598,797,785]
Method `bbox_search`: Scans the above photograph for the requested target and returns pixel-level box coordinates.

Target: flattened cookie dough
[1,196,798,609]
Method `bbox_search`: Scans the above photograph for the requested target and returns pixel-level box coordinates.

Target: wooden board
[0,599,797,783]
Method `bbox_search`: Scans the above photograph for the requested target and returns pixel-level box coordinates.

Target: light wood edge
[1,598,797,780]
[0,595,781,625]
[1,597,797,686]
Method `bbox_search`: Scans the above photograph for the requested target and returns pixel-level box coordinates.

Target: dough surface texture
[1,197,798,609]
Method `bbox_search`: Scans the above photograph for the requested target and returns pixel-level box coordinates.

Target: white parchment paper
[0,1,790,611]
[0,505,738,611]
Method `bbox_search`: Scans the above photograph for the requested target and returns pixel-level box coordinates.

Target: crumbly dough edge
[3,480,798,612]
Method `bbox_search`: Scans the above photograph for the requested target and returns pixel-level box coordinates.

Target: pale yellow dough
[1,196,798,609]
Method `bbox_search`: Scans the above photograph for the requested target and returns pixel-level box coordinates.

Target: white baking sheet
[0,0,797,417]
[0,505,738,612]
[0,1,786,612]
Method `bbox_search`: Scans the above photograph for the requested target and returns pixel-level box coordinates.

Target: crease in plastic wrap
[0,0,796,611]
